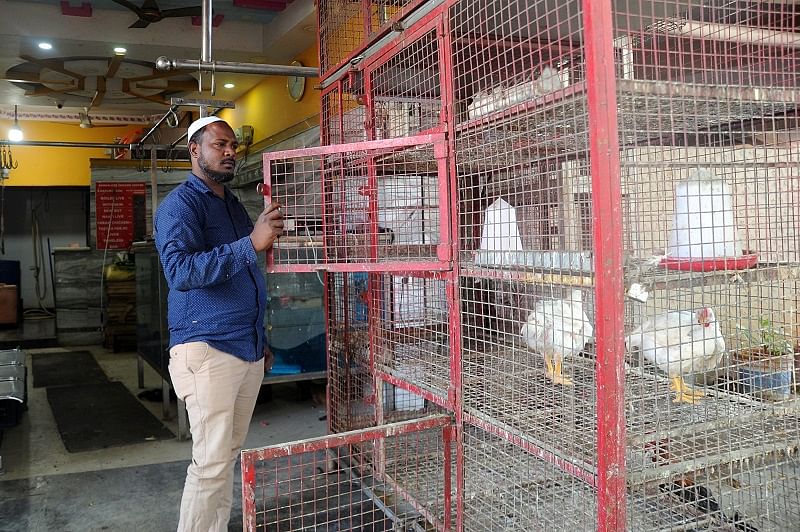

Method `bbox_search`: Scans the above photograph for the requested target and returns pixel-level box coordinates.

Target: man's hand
[250,202,284,252]
[263,345,274,374]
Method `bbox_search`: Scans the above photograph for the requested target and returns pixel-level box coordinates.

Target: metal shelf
[454,80,800,170]
[460,261,800,290]
[460,338,800,486]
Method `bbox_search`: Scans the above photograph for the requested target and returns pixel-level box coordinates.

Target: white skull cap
[187,116,226,143]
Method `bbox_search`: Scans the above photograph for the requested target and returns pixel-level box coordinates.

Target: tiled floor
[0,345,327,531]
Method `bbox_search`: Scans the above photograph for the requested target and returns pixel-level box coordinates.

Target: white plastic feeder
[667,168,743,260]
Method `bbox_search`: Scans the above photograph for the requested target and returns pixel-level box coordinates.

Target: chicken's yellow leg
[551,359,574,386]
[671,376,703,404]
[544,353,554,380]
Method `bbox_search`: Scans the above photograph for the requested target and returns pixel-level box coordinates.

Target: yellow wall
[219,44,320,143]
[0,120,141,187]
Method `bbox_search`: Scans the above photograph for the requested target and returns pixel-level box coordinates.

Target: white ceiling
[0,0,317,122]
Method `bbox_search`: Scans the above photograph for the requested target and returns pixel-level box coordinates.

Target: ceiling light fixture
[113,47,127,55]
[223,83,235,89]
[38,42,53,50]
[8,105,23,142]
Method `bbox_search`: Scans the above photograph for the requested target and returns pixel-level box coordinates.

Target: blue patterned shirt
[154,173,266,362]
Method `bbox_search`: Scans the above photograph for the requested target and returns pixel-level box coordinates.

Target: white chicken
[626,307,725,404]
[520,290,593,386]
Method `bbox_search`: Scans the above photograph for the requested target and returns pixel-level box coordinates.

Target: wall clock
[287,60,306,102]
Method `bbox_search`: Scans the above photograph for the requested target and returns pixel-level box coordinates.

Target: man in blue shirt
[155,116,283,531]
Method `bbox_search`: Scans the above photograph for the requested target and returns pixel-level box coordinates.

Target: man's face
[193,122,239,183]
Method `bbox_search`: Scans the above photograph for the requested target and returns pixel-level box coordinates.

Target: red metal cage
[246,0,800,529]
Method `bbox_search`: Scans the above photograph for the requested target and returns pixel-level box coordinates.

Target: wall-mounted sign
[95,181,147,250]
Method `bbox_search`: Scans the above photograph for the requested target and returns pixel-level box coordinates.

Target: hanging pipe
[199,0,213,115]
[156,57,319,78]
[169,107,225,148]
[137,105,179,146]
[202,0,212,64]
[3,140,175,149]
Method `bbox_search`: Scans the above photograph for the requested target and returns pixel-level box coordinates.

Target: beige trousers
[169,341,264,532]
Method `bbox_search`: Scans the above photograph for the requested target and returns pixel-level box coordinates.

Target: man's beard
[198,152,235,183]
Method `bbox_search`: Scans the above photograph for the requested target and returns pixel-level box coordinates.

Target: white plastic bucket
[667,169,742,259]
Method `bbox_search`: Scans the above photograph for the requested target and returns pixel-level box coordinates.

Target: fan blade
[110,0,144,16]
[20,54,85,80]
[106,55,124,78]
[161,6,203,18]
[130,19,151,28]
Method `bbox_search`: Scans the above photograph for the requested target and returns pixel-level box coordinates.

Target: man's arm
[155,209,258,291]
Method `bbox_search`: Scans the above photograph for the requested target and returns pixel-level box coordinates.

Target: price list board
[95,181,147,250]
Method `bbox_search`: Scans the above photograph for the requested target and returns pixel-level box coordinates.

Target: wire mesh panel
[257,0,800,529]
[323,78,370,145]
[460,423,727,531]
[241,415,454,532]
[368,25,444,140]
[262,134,451,273]
[460,279,598,476]
[318,0,429,79]
[612,1,800,529]
[371,272,452,405]
[449,0,603,510]
[447,0,800,529]
[327,271,376,433]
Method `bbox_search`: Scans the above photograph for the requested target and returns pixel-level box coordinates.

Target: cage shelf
[454,80,800,170]
[460,340,800,487]
[459,260,800,292]
[381,423,795,531]
[628,261,800,292]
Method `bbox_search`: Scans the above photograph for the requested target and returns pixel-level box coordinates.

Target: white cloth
[187,116,225,142]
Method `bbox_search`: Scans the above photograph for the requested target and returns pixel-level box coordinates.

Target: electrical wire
[23,205,55,319]
[98,191,118,332]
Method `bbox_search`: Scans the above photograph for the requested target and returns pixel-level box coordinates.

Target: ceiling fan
[111,0,203,28]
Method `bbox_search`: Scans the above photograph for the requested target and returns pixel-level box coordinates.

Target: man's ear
[188,141,199,159]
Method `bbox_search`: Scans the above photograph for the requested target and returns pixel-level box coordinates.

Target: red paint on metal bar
[583,0,626,530]
[263,133,446,161]
[375,369,450,409]
[438,11,464,528]
[435,140,452,263]
[322,270,333,435]
[260,157,275,271]
[243,414,451,461]
[266,261,451,274]
[240,452,257,531]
